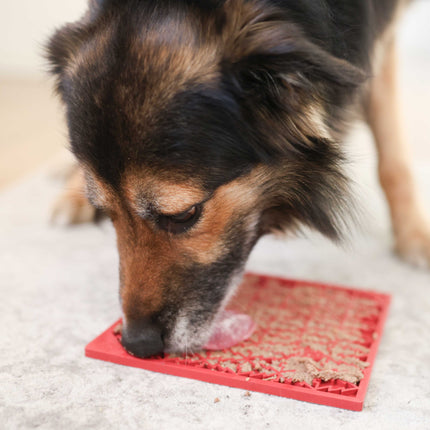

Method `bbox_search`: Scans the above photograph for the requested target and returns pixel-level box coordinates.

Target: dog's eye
[157,204,202,234]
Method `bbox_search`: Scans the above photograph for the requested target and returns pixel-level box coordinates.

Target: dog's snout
[121,318,164,358]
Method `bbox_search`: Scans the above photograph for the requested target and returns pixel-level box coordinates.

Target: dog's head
[47,0,364,356]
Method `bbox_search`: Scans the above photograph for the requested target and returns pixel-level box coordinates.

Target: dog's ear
[88,0,106,9]
[87,0,110,19]
[221,1,366,156]
[45,0,109,80]
[227,25,365,91]
[223,1,365,91]
[45,25,83,79]
[220,1,364,240]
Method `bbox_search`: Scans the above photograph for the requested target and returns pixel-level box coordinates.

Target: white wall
[0,0,429,77]
[0,0,88,76]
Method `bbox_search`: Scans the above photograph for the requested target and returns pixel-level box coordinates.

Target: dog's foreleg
[51,164,98,225]
[366,37,430,267]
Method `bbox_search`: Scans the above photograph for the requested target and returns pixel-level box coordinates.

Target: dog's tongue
[204,310,256,351]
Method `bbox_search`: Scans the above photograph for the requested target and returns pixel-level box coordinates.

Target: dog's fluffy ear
[88,0,106,10]
[45,25,83,79]
[223,0,365,89]
[45,0,108,81]
[221,1,363,240]
[87,0,112,20]
[221,0,366,156]
[227,24,365,91]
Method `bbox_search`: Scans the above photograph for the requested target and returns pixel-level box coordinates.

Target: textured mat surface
[86,274,391,411]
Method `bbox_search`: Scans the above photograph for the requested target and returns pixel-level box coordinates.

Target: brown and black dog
[47,0,430,357]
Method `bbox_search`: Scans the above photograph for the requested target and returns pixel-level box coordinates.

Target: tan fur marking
[124,174,207,215]
[77,171,191,320]
[114,215,173,320]
[370,1,408,78]
[116,22,220,129]
[178,168,266,264]
[112,166,269,321]
[305,103,331,139]
[65,24,114,81]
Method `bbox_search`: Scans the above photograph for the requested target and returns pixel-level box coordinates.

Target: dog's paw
[50,163,101,225]
[395,221,430,269]
[51,190,97,225]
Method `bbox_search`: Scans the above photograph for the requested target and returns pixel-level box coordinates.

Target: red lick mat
[85,273,390,411]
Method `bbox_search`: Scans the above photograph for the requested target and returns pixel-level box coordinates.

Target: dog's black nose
[121,318,164,358]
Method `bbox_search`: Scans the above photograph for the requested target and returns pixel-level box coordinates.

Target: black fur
[46,0,384,231]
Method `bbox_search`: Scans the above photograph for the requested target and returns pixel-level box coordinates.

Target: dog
[46,0,430,357]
